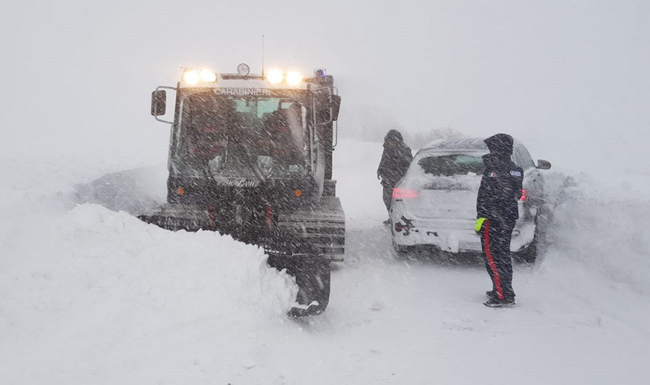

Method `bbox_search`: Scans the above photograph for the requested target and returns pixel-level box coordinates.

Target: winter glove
[475,218,487,233]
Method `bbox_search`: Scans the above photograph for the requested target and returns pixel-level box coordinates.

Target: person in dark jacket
[475,133,523,307]
[377,130,412,224]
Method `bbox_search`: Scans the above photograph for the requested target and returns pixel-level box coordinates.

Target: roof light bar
[182,69,200,85]
[264,69,305,86]
[182,68,217,85]
[266,69,284,84]
[286,71,303,86]
[199,69,217,82]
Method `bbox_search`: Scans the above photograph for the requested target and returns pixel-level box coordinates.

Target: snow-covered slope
[1,140,649,384]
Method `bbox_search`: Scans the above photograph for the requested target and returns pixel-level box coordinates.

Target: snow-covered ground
[1,139,649,384]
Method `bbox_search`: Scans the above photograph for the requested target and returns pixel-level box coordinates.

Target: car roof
[417,137,522,155]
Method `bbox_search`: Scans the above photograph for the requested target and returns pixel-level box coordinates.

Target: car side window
[514,145,535,170]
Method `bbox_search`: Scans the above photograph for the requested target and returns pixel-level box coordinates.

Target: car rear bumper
[390,214,535,253]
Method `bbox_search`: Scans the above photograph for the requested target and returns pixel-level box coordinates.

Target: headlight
[266,69,284,84]
[199,69,217,82]
[182,69,200,85]
[285,71,303,86]
[182,68,216,84]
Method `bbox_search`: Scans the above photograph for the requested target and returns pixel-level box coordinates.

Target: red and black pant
[480,219,516,300]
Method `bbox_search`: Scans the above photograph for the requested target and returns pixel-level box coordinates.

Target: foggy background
[2,0,648,174]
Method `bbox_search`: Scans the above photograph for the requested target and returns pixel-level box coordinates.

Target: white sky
[1,0,649,173]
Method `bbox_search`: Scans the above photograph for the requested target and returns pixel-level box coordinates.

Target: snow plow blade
[137,197,345,260]
[275,197,345,260]
[138,204,211,232]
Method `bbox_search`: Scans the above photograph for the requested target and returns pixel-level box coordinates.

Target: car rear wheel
[514,235,537,263]
[392,238,412,256]
[514,215,539,264]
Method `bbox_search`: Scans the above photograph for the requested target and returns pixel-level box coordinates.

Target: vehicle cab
[150,65,341,210]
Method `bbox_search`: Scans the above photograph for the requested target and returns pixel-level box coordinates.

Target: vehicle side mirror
[151,90,166,116]
[537,159,551,170]
[314,91,331,125]
[315,93,341,124]
[331,95,341,122]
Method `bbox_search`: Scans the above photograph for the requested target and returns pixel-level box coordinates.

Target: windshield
[172,92,308,180]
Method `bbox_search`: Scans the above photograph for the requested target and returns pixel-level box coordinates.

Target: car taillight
[393,188,419,199]
[520,189,528,202]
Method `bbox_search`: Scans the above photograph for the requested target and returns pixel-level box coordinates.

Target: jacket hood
[484,133,514,156]
[384,129,404,143]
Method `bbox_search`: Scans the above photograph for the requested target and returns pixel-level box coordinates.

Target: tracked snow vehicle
[141,65,344,316]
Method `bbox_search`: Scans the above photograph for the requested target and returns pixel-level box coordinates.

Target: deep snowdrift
[1,140,649,384]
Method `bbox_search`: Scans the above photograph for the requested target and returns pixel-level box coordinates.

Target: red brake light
[393,188,419,199]
[520,189,528,202]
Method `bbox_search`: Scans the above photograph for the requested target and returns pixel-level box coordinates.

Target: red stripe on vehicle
[208,206,216,231]
[266,206,273,230]
[483,220,504,300]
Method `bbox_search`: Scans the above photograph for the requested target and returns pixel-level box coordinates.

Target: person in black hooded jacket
[377,130,412,223]
[475,133,523,307]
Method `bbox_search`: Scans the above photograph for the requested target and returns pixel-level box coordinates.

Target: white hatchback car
[389,138,551,262]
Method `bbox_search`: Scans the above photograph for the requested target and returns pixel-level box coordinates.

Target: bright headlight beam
[182,69,200,85]
[267,69,284,84]
[200,69,217,82]
[285,72,303,86]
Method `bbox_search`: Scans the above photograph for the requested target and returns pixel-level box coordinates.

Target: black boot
[483,296,515,308]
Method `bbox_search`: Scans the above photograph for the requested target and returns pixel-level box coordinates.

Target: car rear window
[417,154,484,176]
